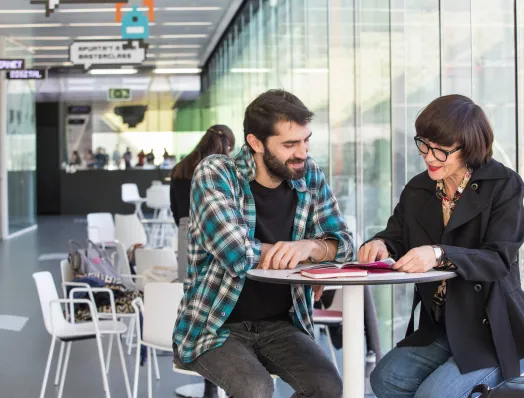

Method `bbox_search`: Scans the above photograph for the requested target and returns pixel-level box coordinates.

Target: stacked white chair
[121,183,146,219]
[87,213,116,248]
[145,185,176,247]
[114,213,148,250]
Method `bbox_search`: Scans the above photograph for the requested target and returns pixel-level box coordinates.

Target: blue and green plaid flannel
[173,145,353,363]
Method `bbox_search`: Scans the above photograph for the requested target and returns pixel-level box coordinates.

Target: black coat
[374,159,524,379]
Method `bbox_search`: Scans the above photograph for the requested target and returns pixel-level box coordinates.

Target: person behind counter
[169,124,236,226]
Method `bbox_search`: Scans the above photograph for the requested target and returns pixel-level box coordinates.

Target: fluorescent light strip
[144,60,200,66]
[31,46,69,51]
[293,68,329,74]
[231,68,272,73]
[89,69,138,75]
[159,34,207,39]
[33,54,69,59]
[162,22,213,26]
[163,7,221,11]
[0,23,63,28]
[12,36,72,41]
[154,68,201,74]
[0,6,221,14]
[154,44,201,49]
[157,53,198,58]
[75,36,122,40]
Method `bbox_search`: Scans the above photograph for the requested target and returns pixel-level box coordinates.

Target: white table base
[343,285,365,397]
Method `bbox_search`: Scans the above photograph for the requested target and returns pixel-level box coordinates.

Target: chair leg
[147,347,152,398]
[323,325,339,371]
[39,337,57,398]
[127,317,136,356]
[116,333,132,398]
[54,341,65,386]
[106,335,114,374]
[133,339,141,398]
[57,342,72,398]
[153,348,160,380]
[95,332,111,398]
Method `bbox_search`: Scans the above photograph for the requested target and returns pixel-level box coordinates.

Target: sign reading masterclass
[0,59,25,71]
[69,40,147,68]
[7,69,46,80]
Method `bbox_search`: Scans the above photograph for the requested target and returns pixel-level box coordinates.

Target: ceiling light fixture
[0,23,63,28]
[30,46,69,51]
[12,36,72,41]
[33,54,69,59]
[162,22,213,26]
[231,68,272,73]
[159,34,207,39]
[153,68,201,74]
[155,44,201,49]
[88,69,138,75]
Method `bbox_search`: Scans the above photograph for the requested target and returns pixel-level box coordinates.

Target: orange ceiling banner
[142,0,155,22]
[115,3,126,22]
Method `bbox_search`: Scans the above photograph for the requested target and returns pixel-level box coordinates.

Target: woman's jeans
[370,331,524,398]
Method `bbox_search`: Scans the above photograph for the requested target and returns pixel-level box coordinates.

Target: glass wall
[4,38,36,235]
[200,0,524,353]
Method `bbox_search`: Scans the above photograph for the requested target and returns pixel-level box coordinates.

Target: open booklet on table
[297,258,397,279]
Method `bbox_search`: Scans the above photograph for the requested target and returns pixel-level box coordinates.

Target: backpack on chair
[68,239,120,279]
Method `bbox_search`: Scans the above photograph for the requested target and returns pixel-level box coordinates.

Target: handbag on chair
[469,377,524,397]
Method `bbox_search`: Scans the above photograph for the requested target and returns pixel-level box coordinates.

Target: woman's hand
[358,240,389,263]
[393,246,436,273]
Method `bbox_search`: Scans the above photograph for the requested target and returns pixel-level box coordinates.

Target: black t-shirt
[170,178,191,226]
[227,180,297,323]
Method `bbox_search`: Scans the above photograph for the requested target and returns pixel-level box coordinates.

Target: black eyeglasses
[414,137,463,162]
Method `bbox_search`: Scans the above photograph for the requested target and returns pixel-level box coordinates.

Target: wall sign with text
[0,59,25,71]
[69,40,147,69]
[7,69,47,80]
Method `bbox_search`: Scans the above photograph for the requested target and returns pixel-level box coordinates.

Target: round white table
[247,267,457,398]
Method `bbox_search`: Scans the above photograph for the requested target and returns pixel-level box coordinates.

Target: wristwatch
[432,245,443,266]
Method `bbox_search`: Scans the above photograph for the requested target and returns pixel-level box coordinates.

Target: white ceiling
[0,0,235,70]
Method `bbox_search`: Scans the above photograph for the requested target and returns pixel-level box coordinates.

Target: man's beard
[262,146,306,181]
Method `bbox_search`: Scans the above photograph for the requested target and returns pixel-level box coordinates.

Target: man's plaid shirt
[173,145,353,363]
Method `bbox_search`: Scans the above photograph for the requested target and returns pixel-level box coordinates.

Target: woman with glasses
[362,94,524,397]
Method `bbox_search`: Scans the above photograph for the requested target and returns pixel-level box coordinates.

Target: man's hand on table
[257,241,326,302]
[258,240,318,270]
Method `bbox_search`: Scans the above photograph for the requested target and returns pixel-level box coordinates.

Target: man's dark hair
[415,94,493,167]
[243,89,314,151]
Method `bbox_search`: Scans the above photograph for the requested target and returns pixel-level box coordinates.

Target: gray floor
[0,216,373,397]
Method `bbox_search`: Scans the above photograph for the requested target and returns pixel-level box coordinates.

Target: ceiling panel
[0,0,233,70]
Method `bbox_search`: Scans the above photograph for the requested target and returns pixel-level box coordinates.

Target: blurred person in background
[123,147,132,169]
[136,150,145,167]
[170,124,235,226]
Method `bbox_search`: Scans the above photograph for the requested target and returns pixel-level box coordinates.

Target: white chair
[33,271,131,398]
[134,248,178,292]
[131,283,182,398]
[122,183,146,219]
[59,259,140,363]
[114,213,148,250]
[87,213,116,247]
[146,185,176,247]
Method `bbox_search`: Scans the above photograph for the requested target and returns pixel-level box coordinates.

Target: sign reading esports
[7,69,47,80]
[0,59,25,71]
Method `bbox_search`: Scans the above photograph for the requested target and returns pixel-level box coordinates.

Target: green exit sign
[108,88,132,101]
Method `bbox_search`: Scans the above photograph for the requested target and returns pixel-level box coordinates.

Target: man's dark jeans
[174,319,342,397]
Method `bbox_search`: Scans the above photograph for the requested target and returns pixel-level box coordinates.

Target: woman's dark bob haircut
[415,94,493,167]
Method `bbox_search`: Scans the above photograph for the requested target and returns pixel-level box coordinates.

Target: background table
[247,267,457,398]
